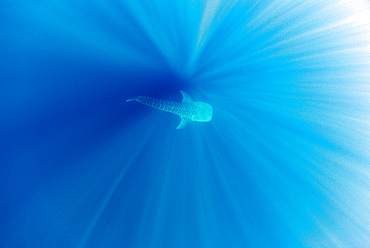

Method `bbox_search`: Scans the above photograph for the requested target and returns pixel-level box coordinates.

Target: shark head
[191,102,213,122]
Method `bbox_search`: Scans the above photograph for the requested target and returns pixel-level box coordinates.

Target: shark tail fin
[176,117,191,129]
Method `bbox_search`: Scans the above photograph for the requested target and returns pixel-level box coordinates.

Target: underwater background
[2,0,370,247]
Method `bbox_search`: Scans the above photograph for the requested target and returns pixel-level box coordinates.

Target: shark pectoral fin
[180,90,193,103]
[176,117,191,129]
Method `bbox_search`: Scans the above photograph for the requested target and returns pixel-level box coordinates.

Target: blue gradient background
[1,0,370,247]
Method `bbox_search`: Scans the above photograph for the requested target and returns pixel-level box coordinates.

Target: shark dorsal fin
[180,90,193,103]
[176,116,191,129]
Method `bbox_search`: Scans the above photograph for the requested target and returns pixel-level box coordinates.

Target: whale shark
[127,91,213,129]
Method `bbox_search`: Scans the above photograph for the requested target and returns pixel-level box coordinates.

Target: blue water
[2,0,370,247]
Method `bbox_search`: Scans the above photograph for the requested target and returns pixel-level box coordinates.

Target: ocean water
[1,0,370,247]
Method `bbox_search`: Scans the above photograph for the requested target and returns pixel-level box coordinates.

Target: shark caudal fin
[176,116,191,129]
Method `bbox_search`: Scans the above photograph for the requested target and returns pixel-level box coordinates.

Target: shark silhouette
[127,91,213,129]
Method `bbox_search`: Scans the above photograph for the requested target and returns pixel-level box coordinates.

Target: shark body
[127,91,212,129]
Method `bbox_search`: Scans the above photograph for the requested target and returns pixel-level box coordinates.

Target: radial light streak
[2,0,370,247]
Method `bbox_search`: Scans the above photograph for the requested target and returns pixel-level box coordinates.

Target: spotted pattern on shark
[127,91,213,129]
